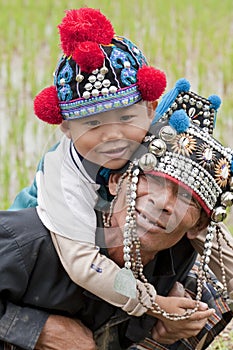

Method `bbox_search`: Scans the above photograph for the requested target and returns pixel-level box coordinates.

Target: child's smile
[68,101,154,169]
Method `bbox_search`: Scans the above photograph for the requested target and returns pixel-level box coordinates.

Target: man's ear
[60,121,72,139]
[187,212,210,239]
[108,173,123,196]
[147,100,158,122]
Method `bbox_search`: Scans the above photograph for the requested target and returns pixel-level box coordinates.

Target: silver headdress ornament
[110,79,233,320]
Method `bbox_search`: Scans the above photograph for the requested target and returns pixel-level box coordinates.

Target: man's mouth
[136,209,165,231]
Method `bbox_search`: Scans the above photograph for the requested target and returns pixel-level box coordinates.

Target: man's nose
[149,186,176,214]
[101,123,124,141]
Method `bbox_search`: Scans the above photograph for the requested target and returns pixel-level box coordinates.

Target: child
[10,7,167,316]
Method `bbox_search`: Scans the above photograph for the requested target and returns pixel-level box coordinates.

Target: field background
[0,0,233,347]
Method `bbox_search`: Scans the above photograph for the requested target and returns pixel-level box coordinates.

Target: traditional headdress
[33,7,166,124]
[106,79,233,320]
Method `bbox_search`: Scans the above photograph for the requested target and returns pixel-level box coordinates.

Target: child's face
[67,101,154,169]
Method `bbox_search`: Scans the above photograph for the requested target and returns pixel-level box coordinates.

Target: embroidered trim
[60,85,141,120]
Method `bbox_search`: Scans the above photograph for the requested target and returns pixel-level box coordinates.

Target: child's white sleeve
[50,232,157,316]
[191,222,233,295]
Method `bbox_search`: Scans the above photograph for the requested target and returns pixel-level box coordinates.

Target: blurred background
[0,0,232,233]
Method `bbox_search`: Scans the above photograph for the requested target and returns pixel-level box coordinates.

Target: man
[0,98,232,349]
[0,175,213,350]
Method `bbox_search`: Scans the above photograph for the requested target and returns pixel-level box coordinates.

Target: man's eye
[179,191,200,207]
[180,192,192,201]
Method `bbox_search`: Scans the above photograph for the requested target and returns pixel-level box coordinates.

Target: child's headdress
[109,79,233,319]
[34,8,167,124]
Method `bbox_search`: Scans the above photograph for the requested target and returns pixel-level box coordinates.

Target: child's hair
[33,7,167,124]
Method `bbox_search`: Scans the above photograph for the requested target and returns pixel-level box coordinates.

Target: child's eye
[119,115,134,122]
[84,120,101,127]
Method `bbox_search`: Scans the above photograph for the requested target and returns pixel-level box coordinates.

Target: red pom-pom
[34,86,62,125]
[73,42,104,73]
[58,8,114,56]
[137,66,167,101]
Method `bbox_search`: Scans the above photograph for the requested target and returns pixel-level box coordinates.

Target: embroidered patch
[171,133,196,156]
[196,143,217,170]
[215,158,230,187]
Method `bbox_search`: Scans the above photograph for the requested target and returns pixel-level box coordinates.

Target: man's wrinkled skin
[35,315,97,350]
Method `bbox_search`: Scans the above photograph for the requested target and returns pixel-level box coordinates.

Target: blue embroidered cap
[34,8,166,124]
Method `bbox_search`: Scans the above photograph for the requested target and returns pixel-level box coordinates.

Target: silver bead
[83,91,90,99]
[149,139,166,157]
[211,206,227,222]
[123,246,131,253]
[92,69,99,74]
[204,111,210,118]
[203,104,210,111]
[92,89,100,97]
[125,261,131,269]
[84,83,93,91]
[196,101,203,109]
[109,86,117,94]
[203,119,210,126]
[100,66,108,75]
[171,102,178,109]
[101,87,109,95]
[183,94,190,102]
[221,191,233,207]
[76,74,84,82]
[97,73,104,81]
[131,183,137,191]
[102,79,111,87]
[132,176,138,184]
[88,75,96,83]
[139,153,157,171]
[124,253,131,261]
[133,168,140,176]
[189,98,195,105]
[159,126,177,142]
[94,81,102,89]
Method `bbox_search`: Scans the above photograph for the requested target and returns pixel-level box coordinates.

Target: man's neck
[104,224,157,267]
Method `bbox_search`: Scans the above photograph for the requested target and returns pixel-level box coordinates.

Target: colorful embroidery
[171,133,196,156]
[215,158,230,187]
[196,143,217,170]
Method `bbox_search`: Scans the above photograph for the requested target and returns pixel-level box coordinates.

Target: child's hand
[150,294,215,344]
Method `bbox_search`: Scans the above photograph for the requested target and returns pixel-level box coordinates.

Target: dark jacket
[0,208,196,349]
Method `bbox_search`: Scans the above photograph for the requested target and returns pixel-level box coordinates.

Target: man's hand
[35,315,97,350]
[150,282,215,344]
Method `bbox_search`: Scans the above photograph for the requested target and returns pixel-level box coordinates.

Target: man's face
[109,173,205,256]
[67,101,153,169]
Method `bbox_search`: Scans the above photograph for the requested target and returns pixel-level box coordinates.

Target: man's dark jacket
[0,208,196,349]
